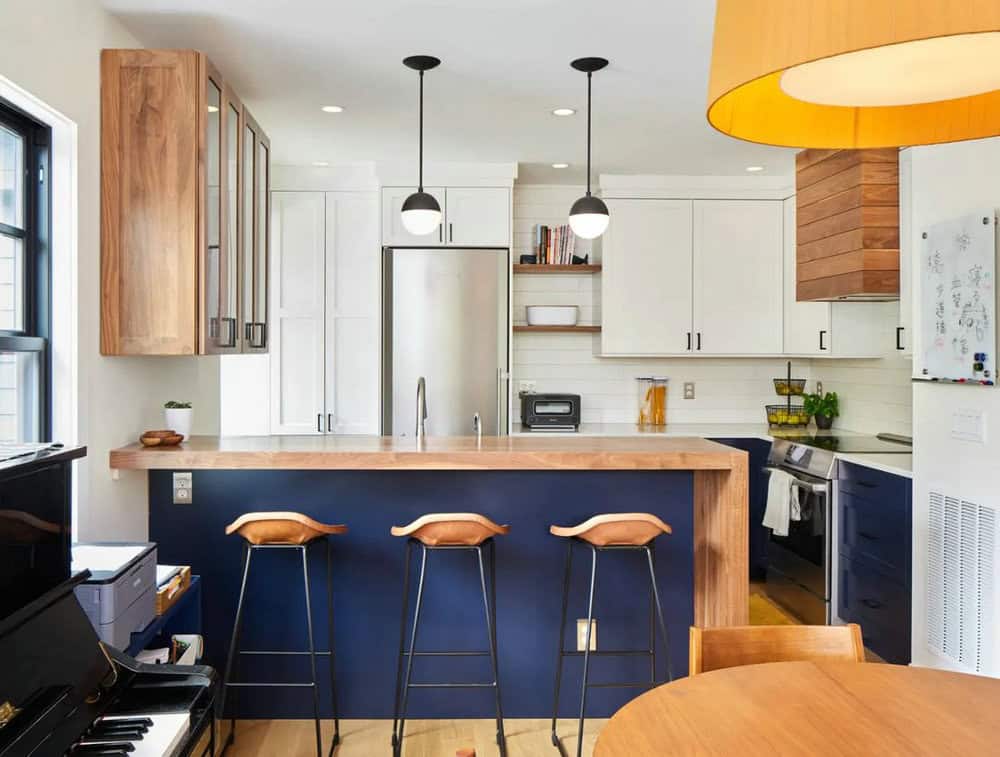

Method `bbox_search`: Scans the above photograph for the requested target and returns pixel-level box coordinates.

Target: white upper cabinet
[602,199,693,355]
[382,186,446,246]
[693,200,783,354]
[381,186,510,247]
[782,197,832,355]
[269,191,326,435]
[445,187,510,246]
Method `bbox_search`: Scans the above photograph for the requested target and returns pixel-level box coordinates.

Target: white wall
[512,184,913,430]
[908,137,1000,672]
[0,0,221,541]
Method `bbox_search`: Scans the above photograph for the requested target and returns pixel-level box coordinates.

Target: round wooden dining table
[595,661,1000,756]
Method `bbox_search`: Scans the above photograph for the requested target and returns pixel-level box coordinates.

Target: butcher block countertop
[109,434,745,471]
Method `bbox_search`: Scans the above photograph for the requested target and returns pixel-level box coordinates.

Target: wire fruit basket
[766,362,811,427]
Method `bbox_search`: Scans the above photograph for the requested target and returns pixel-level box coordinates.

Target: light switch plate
[173,472,193,504]
[576,619,597,651]
[683,382,695,400]
[952,409,986,443]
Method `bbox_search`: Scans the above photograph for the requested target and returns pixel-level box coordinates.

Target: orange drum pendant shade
[707,0,1000,148]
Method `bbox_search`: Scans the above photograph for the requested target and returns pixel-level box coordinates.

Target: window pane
[0,233,24,330]
[0,124,24,228]
[0,350,41,442]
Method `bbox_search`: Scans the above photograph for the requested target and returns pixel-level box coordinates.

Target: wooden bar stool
[390,513,510,757]
[218,512,347,757]
[548,513,674,757]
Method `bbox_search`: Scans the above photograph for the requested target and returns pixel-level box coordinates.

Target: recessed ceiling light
[321,105,345,113]
[551,107,576,116]
[551,163,570,169]
[207,105,219,113]
[746,165,765,172]
[312,161,330,167]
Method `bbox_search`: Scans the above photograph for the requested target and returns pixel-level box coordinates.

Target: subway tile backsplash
[511,185,913,435]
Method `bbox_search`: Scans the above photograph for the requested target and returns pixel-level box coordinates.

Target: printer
[72,542,158,650]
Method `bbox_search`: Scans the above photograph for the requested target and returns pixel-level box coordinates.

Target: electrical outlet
[576,619,597,651]
[683,382,696,400]
[518,380,537,395]
[173,472,193,505]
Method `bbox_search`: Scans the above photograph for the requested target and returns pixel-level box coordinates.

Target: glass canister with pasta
[636,377,669,428]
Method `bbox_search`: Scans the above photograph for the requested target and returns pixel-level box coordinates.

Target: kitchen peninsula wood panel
[796,148,899,302]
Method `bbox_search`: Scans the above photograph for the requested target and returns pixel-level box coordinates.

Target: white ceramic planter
[526,305,579,326]
[164,407,192,439]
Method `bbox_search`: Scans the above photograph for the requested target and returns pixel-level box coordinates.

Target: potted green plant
[803,391,839,430]
[164,401,192,439]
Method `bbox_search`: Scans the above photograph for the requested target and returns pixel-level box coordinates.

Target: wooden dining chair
[689,624,865,675]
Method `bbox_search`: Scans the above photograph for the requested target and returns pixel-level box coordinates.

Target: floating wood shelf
[513,325,601,333]
[513,264,602,274]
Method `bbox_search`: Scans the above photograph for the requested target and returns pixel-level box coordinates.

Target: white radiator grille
[926,491,996,674]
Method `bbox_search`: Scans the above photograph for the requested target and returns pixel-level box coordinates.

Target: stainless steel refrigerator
[382,247,509,437]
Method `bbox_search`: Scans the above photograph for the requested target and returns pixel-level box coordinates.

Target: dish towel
[763,469,801,537]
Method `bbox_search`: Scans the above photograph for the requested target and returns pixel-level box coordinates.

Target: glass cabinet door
[219,87,242,351]
[204,75,223,351]
[254,133,270,350]
[241,110,268,352]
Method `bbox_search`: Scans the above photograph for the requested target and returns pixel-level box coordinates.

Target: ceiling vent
[926,490,996,675]
[796,149,900,302]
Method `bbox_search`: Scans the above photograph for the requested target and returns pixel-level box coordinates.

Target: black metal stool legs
[550,541,673,757]
[219,543,253,751]
[392,539,506,757]
[300,546,323,757]
[645,544,673,683]
[220,541,339,757]
[325,540,341,753]
[479,541,506,752]
[550,539,574,749]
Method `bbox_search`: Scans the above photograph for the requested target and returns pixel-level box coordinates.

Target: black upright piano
[0,445,216,757]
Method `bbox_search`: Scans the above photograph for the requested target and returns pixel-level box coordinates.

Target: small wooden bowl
[140,429,184,447]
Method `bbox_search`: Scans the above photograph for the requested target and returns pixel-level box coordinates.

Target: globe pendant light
[401,55,442,236]
[568,57,609,240]
[707,0,1000,148]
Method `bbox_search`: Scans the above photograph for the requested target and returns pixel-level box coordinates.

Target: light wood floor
[224,718,606,756]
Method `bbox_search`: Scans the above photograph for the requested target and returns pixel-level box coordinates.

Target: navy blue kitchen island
[111,435,748,719]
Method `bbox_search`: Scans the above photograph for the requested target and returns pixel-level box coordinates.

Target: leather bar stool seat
[225,511,347,545]
[391,512,509,546]
[549,512,672,547]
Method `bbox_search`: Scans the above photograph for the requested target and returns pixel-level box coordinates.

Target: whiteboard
[918,211,997,384]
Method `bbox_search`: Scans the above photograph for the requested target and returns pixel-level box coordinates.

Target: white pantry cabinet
[381,186,510,247]
[602,199,693,355]
[693,200,783,354]
[270,191,380,435]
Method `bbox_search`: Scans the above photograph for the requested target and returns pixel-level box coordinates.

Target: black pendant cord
[585,71,593,198]
[418,70,424,192]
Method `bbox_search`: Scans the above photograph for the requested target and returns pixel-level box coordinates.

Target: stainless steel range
[764,439,838,625]
[763,433,911,624]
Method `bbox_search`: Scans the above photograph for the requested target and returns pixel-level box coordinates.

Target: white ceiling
[100,0,795,183]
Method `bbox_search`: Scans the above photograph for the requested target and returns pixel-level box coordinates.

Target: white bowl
[526,305,579,326]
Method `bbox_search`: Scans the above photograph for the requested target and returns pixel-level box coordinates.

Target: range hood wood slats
[796,148,900,302]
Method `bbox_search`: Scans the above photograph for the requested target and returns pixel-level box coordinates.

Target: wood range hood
[796,149,900,302]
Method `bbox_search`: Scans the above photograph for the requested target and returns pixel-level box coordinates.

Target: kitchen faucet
[416,376,427,438]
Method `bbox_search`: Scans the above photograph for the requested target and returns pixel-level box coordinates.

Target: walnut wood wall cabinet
[796,149,899,302]
[100,49,270,355]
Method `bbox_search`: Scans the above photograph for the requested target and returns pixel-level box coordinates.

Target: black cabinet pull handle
[696,332,702,351]
[896,326,905,351]
[317,413,322,433]
[857,530,879,541]
[861,598,883,610]
[249,322,267,349]
[819,330,827,351]
[687,332,692,351]
[222,317,238,348]
[449,223,454,243]
[438,223,443,244]
[856,480,877,489]
[327,413,333,433]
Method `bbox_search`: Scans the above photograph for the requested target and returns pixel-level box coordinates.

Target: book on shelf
[534,224,577,265]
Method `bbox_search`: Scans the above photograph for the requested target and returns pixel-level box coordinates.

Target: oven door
[764,466,832,625]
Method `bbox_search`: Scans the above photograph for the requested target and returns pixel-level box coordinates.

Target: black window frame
[0,99,51,442]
